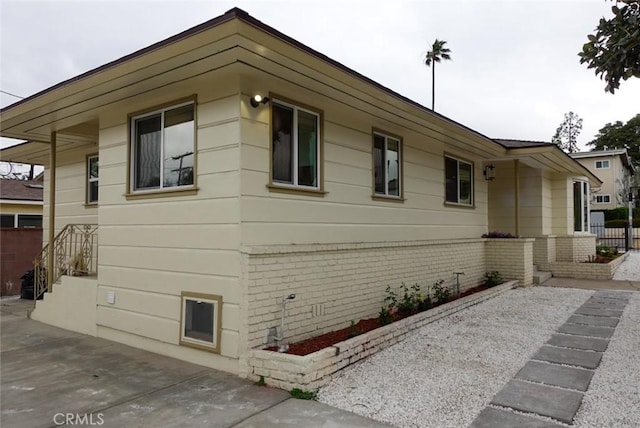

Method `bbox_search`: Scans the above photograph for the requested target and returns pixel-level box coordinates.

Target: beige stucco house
[569,149,635,210]
[0,8,602,376]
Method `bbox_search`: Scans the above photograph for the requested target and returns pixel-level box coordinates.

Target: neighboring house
[0,8,601,377]
[0,178,43,295]
[569,149,635,210]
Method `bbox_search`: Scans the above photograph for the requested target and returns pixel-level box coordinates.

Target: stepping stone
[582,301,627,310]
[533,346,602,369]
[575,306,623,318]
[490,379,584,424]
[593,292,631,301]
[587,298,627,306]
[567,314,619,328]
[547,334,609,352]
[470,407,563,428]
[515,361,594,391]
[557,323,614,339]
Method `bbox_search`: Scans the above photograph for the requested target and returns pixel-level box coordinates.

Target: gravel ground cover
[573,291,640,427]
[317,287,592,428]
[613,251,640,280]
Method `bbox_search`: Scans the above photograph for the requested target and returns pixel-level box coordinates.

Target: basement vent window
[180,292,222,353]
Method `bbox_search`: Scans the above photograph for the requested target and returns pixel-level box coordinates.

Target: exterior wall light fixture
[483,164,496,181]
[250,94,270,108]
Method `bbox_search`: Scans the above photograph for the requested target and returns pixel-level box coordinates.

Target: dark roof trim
[494,138,554,149]
[1,8,499,148]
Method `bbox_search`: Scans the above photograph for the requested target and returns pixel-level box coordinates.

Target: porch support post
[514,159,520,236]
[47,131,57,293]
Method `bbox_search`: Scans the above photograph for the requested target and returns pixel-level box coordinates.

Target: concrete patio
[0,297,390,428]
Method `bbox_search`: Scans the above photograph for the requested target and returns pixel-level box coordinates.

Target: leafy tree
[552,111,583,153]
[424,39,452,111]
[588,114,640,166]
[578,0,640,93]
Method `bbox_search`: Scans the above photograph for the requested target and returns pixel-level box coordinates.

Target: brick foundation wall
[241,239,486,350]
[0,228,42,296]
[485,238,534,285]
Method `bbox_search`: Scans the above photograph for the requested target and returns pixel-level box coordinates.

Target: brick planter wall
[0,228,42,296]
[245,281,517,391]
[550,252,629,280]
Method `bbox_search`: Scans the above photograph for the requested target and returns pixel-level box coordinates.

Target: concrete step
[533,270,552,285]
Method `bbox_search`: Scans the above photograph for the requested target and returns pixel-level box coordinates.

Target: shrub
[596,245,619,258]
[432,279,450,304]
[482,231,518,238]
[605,219,640,228]
[483,271,503,287]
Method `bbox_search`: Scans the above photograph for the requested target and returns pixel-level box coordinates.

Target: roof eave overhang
[501,146,603,187]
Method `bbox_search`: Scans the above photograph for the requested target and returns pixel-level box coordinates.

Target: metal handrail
[33,224,98,300]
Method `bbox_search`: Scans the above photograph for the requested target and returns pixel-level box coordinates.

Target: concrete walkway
[542,277,640,291]
[470,290,632,427]
[0,297,390,428]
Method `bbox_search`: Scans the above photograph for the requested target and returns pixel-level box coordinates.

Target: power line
[0,89,24,99]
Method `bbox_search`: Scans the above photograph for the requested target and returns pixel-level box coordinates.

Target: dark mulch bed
[266,284,494,356]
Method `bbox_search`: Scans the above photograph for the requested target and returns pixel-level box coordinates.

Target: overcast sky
[1,0,639,153]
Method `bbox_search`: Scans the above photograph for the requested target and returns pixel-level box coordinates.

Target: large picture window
[87,155,99,204]
[373,132,402,197]
[445,155,473,206]
[573,181,589,232]
[271,100,320,189]
[180,292,222,353]
[131,102,195,192]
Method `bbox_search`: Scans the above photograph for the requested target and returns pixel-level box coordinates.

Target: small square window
[595,160,610,169]
[17,214,42,228]
[595,195,611,204]
[180,292,222,353]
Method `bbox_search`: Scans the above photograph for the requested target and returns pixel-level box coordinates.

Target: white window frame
[87,155,99,204]
[595,160,610,169]
[179,292,222,353]
[0,213,43,228]
[594,194,611,204]
[573,180,590,233]
[444,155,474,206]
[373,131,403,198]
[130,101,195,193]
[271,99,321,190]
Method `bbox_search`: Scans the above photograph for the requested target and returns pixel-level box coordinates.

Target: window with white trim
[594,194,611,204]
[373,132,402,197]
[0,214,42,228]
[131,102,195,191]
[271,100,320,189]
[180,292,222,353]
[445,155,473,205]
[573,181,589,232]
[595,160,610,169]
[87,155,99,204]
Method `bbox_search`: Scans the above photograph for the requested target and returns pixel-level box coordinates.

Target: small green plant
[290,388,317,400]
[347,320,363,338]
[432,279,450,304]
[254,376,266,386]
[596,245,618,258]
[397,283,422,313]
[378,306,394,325]
[483,271,503,287]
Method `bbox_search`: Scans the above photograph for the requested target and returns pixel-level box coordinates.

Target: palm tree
[424,39,452,111]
